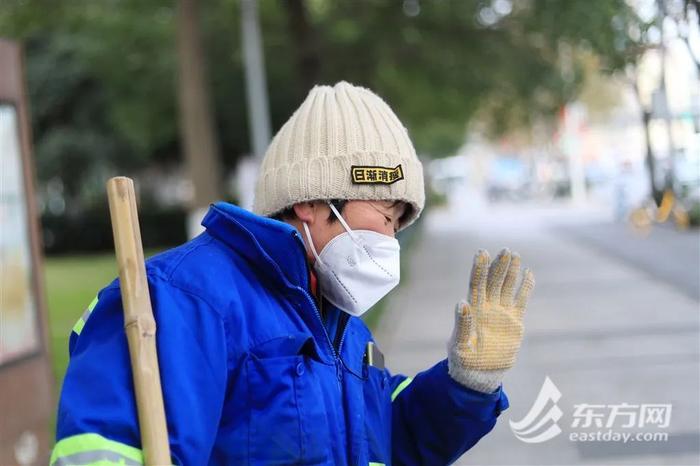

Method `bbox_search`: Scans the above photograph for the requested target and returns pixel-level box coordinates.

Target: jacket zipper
[319,273,350,355]
[298,287,348,384]
[333,313,350,352]
[298,286,338,359]
[293,231,350,381]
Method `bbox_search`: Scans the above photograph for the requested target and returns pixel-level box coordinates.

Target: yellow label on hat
[351,165,404,185]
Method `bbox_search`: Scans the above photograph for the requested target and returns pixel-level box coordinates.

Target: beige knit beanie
[253,81,425,230]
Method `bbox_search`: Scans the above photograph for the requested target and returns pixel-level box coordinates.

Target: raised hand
[447,248,535,393]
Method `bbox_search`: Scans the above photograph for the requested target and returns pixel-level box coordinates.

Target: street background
[377,189,700,465]
[1,0,699,464]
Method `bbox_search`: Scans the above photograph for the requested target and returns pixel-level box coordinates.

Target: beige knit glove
[447,248,535,393]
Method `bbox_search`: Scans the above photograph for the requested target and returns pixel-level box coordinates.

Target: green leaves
[0,0,646,203]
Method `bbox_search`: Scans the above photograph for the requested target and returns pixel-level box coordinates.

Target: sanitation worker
[52,81,535,465]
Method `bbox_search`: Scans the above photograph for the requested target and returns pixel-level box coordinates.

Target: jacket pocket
[247,334,331,464]
[363,365,391,464]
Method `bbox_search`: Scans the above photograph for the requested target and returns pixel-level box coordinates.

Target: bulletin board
[0,102,41,365]
[0,38,53,466]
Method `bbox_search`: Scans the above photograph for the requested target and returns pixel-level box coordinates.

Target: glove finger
[449,301,468,347]
[515,268,536,316]
[500,252,521,307]
[486,248,511,303]
[469,249,490,309]
[451,300,477,351]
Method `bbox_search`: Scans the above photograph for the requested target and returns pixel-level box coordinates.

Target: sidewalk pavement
[558,221,699,301]
[375,197,700,466]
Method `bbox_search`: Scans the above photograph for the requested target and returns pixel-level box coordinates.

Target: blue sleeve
[389,359,509,465]
[54,276,228,466]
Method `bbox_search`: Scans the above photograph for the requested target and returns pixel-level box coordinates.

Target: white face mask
[302,202,401,317]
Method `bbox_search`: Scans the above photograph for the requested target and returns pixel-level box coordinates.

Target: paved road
[375,197,700,466]
[559,222,699,301]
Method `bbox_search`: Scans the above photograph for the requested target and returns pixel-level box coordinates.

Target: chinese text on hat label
[351,165,404,185]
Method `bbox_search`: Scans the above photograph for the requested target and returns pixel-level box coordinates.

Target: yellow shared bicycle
[629,189,690,234]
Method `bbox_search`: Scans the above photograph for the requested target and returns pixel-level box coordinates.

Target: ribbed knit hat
[253,81,425,230]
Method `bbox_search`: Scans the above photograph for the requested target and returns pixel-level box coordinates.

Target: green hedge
[42,205,188,254]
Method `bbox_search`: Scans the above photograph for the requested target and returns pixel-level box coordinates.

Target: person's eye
[384,215,392,224]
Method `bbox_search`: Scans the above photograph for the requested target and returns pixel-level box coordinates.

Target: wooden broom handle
[107,176,171,465]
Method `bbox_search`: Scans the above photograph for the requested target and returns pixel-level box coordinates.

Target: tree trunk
[690,1,699,28]
[631,74,662,205]
[177,0,223,236]
[642,108,662,205]
[283,0,321,95]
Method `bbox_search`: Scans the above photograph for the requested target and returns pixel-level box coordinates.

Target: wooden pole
[107,177,170,465]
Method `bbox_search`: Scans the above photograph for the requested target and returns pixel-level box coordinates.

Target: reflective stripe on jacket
[54,202,508,465]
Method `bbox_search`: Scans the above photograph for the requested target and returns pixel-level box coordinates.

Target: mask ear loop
[327,202,359,242]
[302,221,324,267]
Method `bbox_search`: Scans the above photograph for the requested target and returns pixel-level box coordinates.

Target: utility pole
[239,0,272,210]
[558,44,587,205]
[562,103,587,205]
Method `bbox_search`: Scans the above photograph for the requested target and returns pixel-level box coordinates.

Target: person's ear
[293,202,317,224]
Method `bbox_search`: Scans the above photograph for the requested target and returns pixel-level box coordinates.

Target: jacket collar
[201,202,311,292]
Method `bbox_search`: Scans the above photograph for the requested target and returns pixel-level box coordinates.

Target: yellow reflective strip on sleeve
[72,296,99,335]
[72,318,86,335]
[88,295,99,312]
[369,462,386,466]
[391,377,413,402]
[50,433,143,466]
[54,452,140,466]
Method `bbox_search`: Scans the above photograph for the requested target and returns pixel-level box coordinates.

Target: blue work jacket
[53,202,509,465]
